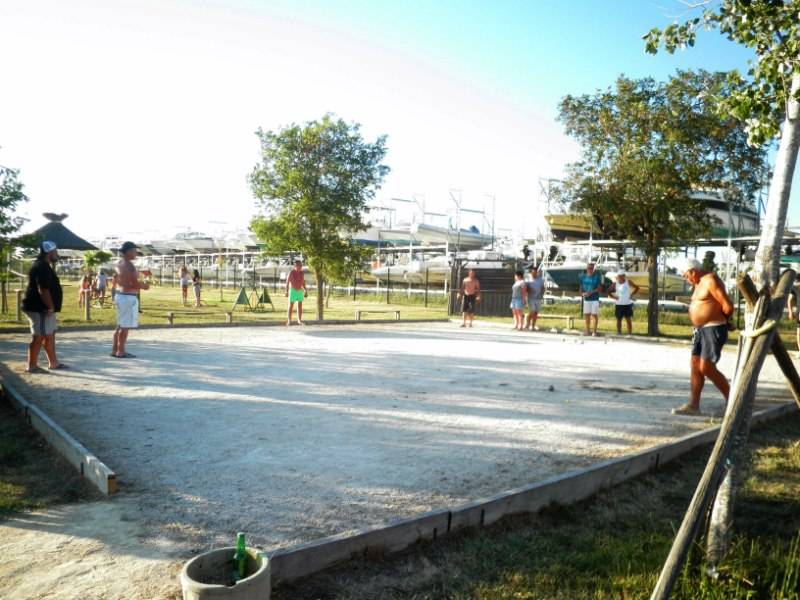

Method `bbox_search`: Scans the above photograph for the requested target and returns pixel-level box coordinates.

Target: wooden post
[167,312,174,326]
[15,289,22,322]
[738,274,800,408]
[651,269,795,599]
[84,294,91,321]
[225,312,233,324]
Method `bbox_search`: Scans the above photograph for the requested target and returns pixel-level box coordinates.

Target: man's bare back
[688,273,733,327]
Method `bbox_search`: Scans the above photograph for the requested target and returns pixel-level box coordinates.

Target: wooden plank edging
[269,401,798,584]
[0,378,117,495]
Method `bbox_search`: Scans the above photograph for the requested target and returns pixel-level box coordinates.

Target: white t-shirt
[614,280,634,305]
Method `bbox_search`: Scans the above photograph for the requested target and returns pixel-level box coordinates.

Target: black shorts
[615,304,633,319]
[462,294,477,314]
[691,324,728,364]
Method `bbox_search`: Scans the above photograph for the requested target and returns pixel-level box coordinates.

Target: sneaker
[672,404,702,416]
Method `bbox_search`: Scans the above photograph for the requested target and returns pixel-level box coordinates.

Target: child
[607,270,639,337]
[179,265,190,305]
[192,269,202,307]
[510,270,528,331]
[78,274,91,307]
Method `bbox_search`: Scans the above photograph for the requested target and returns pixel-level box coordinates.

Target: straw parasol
[31,213,98,251]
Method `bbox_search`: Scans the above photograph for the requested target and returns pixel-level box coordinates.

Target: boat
[409,223,494,250]
[605,269,687,297]
[692,190,760,237]
[541,245,619,290]
[543,213,594,241]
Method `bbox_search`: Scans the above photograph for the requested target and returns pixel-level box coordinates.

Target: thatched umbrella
[31,213,97,251]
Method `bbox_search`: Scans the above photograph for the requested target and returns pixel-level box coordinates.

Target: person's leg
[461,310,467,327]
[286,300,294,324]
[117,328,130,356]
[27,336,44,369]
[625,316,633,335]
[297,301,303,323]
[43,333,58,367]
[112,327,121,355]
[468,310,474,326]
[700,359,730,401]
[584,313,590,335]
[591,313,599,335]
[531,311,538,330]
[689,354,705,409]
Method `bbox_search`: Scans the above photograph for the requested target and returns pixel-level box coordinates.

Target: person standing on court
[579,262,602,336]
[22,241,66,373]
[672,257,734,416]
[607,270,639,337]
[112,241,149,358]
[457,268,481,328]
[525,265,545,331]
[285,259,308,326]
[510,270,528,331]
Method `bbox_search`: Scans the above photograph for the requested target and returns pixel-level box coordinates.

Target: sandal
[672,404,702,416]
[24,366,45,374]
[115,352,137,359]
[48,363,69,370]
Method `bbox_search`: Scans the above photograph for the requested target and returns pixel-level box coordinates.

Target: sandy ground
[0,323,791,599]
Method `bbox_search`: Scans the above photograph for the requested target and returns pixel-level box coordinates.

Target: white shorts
[24,311,57,337]
[116,294,139,329]
[583,300,600,315]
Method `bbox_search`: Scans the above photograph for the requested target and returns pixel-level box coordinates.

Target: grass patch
[273,414,800,600]
[0,400,96,517]
[0,282,448,330]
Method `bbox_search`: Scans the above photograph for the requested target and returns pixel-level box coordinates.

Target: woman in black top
[22,241,66,373]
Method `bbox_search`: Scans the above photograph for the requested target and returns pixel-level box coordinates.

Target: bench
[355,310,400,321]
[535,313,575,330]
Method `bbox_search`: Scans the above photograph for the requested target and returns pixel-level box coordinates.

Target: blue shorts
[510,298,525,310]
[692,324,728,364]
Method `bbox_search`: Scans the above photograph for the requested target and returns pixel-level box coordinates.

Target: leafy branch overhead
[643,0,800,145]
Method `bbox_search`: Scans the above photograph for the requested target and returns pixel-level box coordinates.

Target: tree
[249,114,389,320]
[0,162,30,312]
[83,250,112,274]
[558,71,769,335]
[645,2,800,590]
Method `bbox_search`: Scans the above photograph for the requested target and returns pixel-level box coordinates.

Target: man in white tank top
[607,270,639,337]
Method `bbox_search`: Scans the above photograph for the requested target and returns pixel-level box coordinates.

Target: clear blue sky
[1,0,796,240]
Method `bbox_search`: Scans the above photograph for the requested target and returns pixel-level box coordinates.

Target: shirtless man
[285,260,308,326]
[457,269,481,328]
[673,258,734,416]
[112,241,149,358]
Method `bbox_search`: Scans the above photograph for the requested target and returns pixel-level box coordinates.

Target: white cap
[616,269,626,276]
[679,257,703,274]
[41,241,57,253]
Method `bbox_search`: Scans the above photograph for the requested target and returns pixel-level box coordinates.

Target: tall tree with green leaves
[249,114,389,320]
[0,160,30,312]
[558,71,769,335]
[645,1,800,585]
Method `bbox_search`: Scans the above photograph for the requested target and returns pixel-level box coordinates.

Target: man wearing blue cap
[22,241,65,373]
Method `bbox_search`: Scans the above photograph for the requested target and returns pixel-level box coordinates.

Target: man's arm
[475,280,481,301]
[38,286,54,311]
[709,276,734,318]
[630,281,641,297]
[607,282,617,299]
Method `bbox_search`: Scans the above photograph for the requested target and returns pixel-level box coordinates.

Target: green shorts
[289,288,305,303]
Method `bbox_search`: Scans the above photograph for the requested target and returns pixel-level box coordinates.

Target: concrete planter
[181,547,270,599]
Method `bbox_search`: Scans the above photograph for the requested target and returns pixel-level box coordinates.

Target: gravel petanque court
[0,322,792,598]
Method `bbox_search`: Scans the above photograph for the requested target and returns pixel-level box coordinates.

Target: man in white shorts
[579,263,603,336]
[112,241,149,358]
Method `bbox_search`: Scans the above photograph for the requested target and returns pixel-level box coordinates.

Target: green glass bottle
[233,532,247,581]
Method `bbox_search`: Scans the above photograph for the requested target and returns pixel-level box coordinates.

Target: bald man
[673,258,734,416]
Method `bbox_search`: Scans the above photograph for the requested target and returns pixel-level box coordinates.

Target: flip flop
[672,404,702,416]
[24,366,46,374]
[48,364,69,370]
[115,352,137,359]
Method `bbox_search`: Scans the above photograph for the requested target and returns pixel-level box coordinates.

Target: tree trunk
[315,269,324,320]
[646,250,660,336]
[707,72,800,567]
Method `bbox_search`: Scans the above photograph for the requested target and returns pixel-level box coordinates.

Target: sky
[0,0,796,243]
